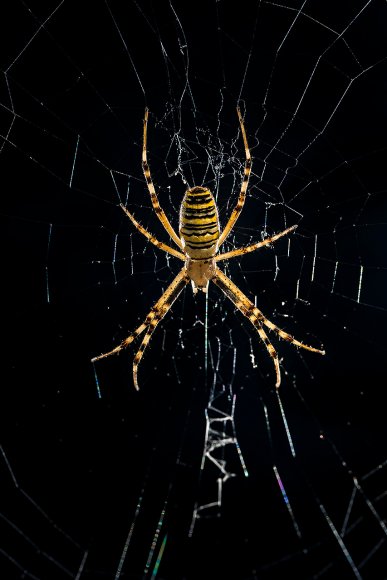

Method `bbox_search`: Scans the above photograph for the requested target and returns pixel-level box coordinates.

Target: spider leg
[92,267,189,390]
[91,322,147,362]
[260,317,325,355]
[142,108,183,250]
[217,108,252,248]
[120,204,185,261]
[216,225,297,262]
[213,268,324,388]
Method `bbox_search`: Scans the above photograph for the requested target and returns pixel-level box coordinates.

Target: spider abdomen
[179,186,220,259]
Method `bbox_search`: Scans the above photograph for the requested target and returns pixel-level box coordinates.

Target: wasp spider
[92,108,325,389]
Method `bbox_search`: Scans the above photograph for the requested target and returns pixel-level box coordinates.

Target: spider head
[186,257,217,294]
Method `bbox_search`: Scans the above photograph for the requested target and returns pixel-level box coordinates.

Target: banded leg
[91,322,147,362]
[120,204,185,261]
[92,267,189,389]
[216,225,297,262]
[260,317,325,355]
[213,268,324,388]
[142,108,183,249]
[217,108,252,247]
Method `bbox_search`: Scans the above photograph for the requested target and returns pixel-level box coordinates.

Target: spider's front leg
[91,267,189,390]
[212,268,325,388]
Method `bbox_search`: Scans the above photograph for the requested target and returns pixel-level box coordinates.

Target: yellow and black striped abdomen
[179,186,220,259]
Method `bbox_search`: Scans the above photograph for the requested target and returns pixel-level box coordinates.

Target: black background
[1,1,387,579]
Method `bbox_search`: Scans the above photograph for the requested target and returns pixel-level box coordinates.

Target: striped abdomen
[179,186,220,259]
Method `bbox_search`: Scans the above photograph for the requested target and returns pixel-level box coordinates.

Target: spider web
[1,1,387,578]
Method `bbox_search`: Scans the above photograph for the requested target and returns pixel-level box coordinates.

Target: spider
[92,108,325,389]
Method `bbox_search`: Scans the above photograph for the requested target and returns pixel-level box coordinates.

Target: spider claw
[274,357,281,389]
[133,371,140,391]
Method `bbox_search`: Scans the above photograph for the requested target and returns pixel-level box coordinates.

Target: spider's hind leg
[217,108,252,248]
[142,108,183,250]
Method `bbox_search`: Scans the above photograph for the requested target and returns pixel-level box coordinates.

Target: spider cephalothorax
[92,108,325,389]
